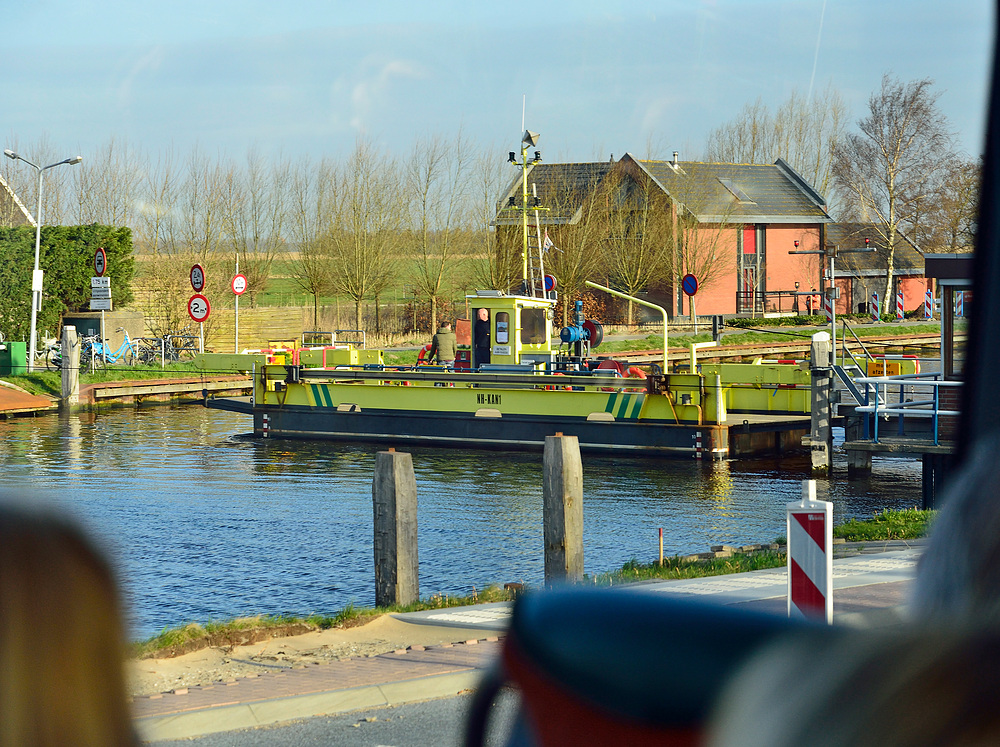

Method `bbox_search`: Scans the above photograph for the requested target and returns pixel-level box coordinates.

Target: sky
[3,0,995,167]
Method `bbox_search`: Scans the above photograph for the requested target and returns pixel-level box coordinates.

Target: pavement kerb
[132,543,925,742]
[135,669,485,742]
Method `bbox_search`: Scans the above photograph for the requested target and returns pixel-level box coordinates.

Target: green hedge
[0,225,134,341]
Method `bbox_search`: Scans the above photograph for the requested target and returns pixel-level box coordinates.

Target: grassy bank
[134,508,934,658]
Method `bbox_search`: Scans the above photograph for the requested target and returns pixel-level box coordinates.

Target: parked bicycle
[89,328,141,366]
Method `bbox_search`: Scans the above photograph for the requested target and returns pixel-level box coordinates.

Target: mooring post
[372,448,419,607]
[808,332,833,474]
[60,325,79,408]
[543,432,584,585]
[844,414,872,474]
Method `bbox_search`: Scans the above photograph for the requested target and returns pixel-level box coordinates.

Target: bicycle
[46,334,103,371]
[89,328,140,366]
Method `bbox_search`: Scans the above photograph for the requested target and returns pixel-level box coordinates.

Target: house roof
[630,155,832,224]
[494,154,833,227]
[0,172,34,228]
[825,223,925,278]
[494,161,614,226]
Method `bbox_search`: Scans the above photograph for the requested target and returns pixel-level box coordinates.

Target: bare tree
[328,140,404,330]
[286,156,337,327]
[833,75,954,313]
[471,146,520,293]
[133,150,180,255]
[74,137,142,227]
[600,169,674,324]
[219,150,289,306]
[705,84,848,204]
[922,157,981,253]
[405,132,469,331]
[541,167,614,325]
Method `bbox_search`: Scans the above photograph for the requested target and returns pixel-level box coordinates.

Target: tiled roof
[826,223,924,276]
[495,162,614,226]
[632,155,831,224]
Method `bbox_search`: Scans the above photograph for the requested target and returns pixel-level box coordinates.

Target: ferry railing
[332,329,366,349]
[851,374,962,445]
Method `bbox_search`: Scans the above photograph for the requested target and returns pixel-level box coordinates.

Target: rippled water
[0,406,922,640]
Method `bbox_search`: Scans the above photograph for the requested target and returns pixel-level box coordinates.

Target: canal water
[0,406,923,640]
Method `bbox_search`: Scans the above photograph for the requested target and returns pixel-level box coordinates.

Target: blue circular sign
[682,273,698,296]
[544,274,557,292]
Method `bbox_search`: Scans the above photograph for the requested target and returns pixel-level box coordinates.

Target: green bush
[0,225,134,341]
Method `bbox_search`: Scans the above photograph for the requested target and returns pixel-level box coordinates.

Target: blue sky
[3,1,994,164]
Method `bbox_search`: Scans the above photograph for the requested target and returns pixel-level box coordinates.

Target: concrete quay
[133,543,923,742]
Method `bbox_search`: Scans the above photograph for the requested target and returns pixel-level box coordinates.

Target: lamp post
[3,149,83,372]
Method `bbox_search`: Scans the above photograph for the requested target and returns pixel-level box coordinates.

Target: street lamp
[3,149,83,372]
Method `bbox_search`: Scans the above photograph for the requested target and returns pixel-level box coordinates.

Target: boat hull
[208,397,727,457]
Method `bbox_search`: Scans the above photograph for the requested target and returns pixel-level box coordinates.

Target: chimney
[672,151,679,166]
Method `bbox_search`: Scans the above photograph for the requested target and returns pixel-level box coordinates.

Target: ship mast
[507,129,547,297]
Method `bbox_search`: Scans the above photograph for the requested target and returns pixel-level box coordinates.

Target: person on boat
[428,321,457,370]
[474,308,490,368]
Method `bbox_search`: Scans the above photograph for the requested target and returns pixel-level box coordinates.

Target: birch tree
[832,75,954,313]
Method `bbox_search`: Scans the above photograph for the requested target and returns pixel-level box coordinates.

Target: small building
[824,223,927,315]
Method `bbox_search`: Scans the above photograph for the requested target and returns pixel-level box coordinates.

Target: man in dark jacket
[428,321,457,370]
[474,308,490,368]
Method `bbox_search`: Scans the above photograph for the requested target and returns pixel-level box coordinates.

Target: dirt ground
[128,614,491,697]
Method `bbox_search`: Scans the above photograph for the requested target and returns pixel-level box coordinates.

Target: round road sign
[682,273,699,297]
[94,247,107,277]
[190,264,206,292]
[188,294,211,323]
[232,274,248,295]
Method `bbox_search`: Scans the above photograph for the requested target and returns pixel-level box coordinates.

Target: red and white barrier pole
[924,289,933,319]
[896,291,904,320]
[787,480,832,623]
[871,292,879,323]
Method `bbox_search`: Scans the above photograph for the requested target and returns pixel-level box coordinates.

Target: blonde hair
[0,501,135,746]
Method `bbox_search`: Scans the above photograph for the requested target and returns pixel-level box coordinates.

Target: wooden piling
[372,448,419,606]
[543,432,584,585]
[61,326,79,407]
[809,333,833,474]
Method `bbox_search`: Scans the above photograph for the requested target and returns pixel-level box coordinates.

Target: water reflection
[0,407,922,640]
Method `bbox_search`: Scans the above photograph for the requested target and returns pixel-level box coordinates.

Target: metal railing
[735,290,821,316]
[851,374,961,445]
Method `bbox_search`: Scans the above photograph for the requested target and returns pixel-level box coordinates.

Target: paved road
[149,690,520,747]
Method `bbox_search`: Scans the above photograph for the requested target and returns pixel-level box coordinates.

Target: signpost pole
[234,256,240,354]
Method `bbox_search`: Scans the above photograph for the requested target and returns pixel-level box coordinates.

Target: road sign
[94,247,107,276]
[190,264,206,292]
[232,274,248,295]
[682,273,699,296]
[91,287,112,299]
[188,294,211,323]
[91,276,110,288]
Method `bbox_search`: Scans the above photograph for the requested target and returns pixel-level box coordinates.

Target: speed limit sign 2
[188,294,211,323]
